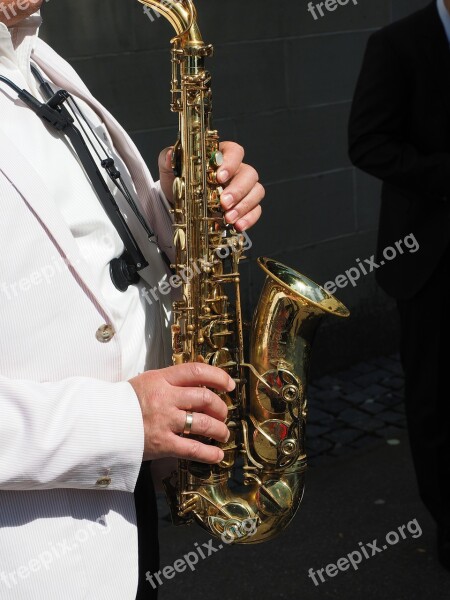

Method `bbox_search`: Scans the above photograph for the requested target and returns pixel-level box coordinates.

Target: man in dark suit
[348,0,450,570]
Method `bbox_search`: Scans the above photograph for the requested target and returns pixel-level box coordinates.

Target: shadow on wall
[39,0,430,373]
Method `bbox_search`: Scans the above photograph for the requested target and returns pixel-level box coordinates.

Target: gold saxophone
[139,0,350,544]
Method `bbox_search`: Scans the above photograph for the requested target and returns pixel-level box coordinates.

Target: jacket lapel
[0,127,117,321]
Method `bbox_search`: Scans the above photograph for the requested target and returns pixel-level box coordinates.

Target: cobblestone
[343,390,370,405]
[377,410,405,425]
[376,425,405,439]
[306,353,406,464]
[321,400,351,416]
[314,389,342,403]
[314,375,342,390]
[379,375,404,390]
[363,383,390,399]
[360,401,386,415]
[377,391,404,408]
[337,408,365,424]
[324,428,362,445]
[353,369,392,388]
[308,407,334,426]
[307,437,334,456]
[306,424,329,437]
[336,381,361,395]
[352,417,386,432]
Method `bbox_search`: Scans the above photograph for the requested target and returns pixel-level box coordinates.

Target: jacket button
[96,324,115,343]
[96,476,112,487]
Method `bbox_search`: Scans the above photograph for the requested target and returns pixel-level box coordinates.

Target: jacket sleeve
[0,375,144,491]
[348,29,450,198]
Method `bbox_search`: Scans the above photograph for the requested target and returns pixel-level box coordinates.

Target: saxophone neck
[139,0,204,46]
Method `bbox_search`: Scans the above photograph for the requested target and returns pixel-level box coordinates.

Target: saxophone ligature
[138,0,350,544]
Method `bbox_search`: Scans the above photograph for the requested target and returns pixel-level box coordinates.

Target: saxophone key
[207,170,218,185]
[209,150,224,168]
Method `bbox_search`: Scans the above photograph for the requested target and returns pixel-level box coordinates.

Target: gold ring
[183,411,194,436]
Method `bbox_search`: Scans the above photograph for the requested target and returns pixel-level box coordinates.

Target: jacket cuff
[65,380,145,492]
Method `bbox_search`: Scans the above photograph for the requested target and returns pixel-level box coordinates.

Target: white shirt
[0,12,151,379]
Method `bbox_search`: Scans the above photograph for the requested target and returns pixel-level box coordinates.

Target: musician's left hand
[158,141,265,231]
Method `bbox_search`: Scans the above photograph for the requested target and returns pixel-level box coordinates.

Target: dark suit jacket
[348,1,450,299]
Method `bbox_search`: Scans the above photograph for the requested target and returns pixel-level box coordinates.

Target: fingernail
[217,449,225,462]
[226,209,238,223]
[226,430,231,443]
[236,218,247,231]
[221,193,233,208]
[218,170,229,183]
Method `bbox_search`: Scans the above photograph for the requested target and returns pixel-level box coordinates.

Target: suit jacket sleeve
[0,376,144,491]
[348,29,450,198]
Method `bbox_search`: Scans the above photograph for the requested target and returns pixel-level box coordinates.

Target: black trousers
[134,461,160,600]
[397,244,450,531]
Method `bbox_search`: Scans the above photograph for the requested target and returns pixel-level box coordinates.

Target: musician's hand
[158,148,175,204]
[158,141,265,231]
[217,141,265,231]
[129,363,234,463]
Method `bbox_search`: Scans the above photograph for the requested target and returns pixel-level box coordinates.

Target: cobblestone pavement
[307,353,406,464]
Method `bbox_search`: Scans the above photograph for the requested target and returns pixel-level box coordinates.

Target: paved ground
[151,355,450,600]
[307,353,406,464]
[155,434,450,600]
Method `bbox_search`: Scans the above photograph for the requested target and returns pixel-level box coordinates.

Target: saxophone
[139,0,350,544]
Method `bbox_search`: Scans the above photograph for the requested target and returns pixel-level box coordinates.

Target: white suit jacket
[0,36,174,599]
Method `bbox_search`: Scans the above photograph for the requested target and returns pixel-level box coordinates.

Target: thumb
[158,147,173,174]
[158,147,174,202]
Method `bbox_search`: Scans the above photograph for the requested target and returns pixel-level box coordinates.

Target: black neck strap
[1,66,158,291]
[32,66,151,291]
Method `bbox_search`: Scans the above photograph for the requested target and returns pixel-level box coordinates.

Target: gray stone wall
[40,0,430,373]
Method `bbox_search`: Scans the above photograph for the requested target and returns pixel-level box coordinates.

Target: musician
[348,0,450,570]
[0,3,265,599]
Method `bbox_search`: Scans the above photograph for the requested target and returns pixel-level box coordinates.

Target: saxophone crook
[139,0,350,544]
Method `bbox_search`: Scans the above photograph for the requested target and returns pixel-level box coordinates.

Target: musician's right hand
[129,363,234,463]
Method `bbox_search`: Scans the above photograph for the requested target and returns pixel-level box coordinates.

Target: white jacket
[0,33,174,600]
